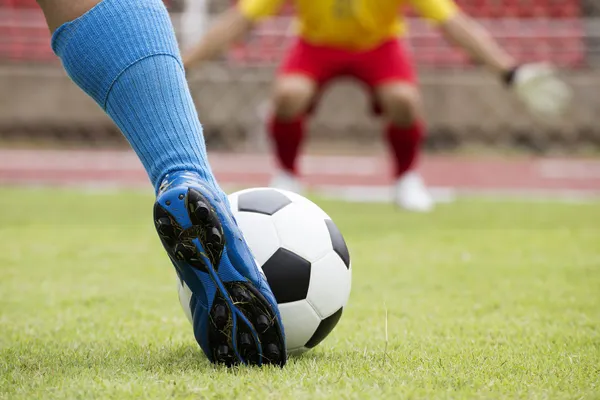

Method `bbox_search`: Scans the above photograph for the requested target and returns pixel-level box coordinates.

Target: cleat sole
[154,187,285,367]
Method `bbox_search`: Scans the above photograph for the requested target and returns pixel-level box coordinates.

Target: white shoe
[269,170,304,194]
[394,171,435,212]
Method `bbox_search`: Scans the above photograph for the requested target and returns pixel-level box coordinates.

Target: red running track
[0,149,599,200]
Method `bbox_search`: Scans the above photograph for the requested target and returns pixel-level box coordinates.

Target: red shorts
[278,38,417,114]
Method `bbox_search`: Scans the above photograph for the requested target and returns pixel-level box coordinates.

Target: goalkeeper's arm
[438,12,517,77]
[183,7,255,70]
[438,12,572,117]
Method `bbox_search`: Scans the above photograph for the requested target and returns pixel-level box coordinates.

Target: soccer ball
[177,188,352,355]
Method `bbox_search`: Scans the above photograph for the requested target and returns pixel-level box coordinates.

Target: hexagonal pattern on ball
[325,219,350,269]
[237,188,292,215]
[276,189,331,220]
[306,307,344,349]
[261,248,311,304]
[233,211,280,266]
[307,251,351,318]
[272,202,333,263]
[278,300,322,351]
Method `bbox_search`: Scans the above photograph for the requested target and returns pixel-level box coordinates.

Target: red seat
[0,1,176,63]
[0,0,586,69]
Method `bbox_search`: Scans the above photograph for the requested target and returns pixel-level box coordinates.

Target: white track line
[316,185,600,204]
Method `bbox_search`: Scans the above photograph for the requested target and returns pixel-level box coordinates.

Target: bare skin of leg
[36,0,102,33]
[374,81,424,127]
[271,74,318,121]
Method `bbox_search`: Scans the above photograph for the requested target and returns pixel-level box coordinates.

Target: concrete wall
[1,64,599,152]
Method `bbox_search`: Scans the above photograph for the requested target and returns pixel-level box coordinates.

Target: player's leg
[268,40,337,193]
[38,0,286,366]
[353,39,434,212]
[375,82,433,212]
[269,74,317,192]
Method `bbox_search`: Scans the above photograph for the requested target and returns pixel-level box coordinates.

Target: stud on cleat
[189,201,209,221]
[264,343,281,363]
[239,333,253,350]
[215,344,234,366]
[209,227,222,244]
[239,333,259,364]
[173,243,196,262]
[187,189,211,221]
[256,314,270,333]
[155,217,174,237]
[213,304,228,329]
[216,344,229,357]
[232,286,252,303]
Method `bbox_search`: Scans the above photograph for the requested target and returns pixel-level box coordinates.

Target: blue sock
[51,0,220,194]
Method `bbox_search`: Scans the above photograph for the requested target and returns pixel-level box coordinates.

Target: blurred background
[0,0,599,199]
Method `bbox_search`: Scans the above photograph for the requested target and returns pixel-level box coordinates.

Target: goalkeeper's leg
[352,39,434,212]
[36,0,286,367]
[376,83,434,213]
[267,39,325,194]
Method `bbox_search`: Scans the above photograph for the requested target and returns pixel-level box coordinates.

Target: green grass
[1,187,599,399]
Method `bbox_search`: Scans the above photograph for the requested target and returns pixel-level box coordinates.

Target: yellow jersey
[238,0,459,50]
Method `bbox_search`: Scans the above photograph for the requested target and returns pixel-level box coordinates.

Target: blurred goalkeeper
[184,0,571,212]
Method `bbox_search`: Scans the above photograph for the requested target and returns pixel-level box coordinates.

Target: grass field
[1,187,599,399]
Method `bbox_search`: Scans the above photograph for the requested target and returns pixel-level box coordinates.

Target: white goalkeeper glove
[503,63,572,118]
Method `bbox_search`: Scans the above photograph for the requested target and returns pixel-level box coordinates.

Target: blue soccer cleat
[153,171,286,367]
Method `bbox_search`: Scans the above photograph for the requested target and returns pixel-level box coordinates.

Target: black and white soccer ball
[177,188,352,355]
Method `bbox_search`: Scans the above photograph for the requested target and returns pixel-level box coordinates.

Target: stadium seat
[0,0,586,68]
[0,0,181,63]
